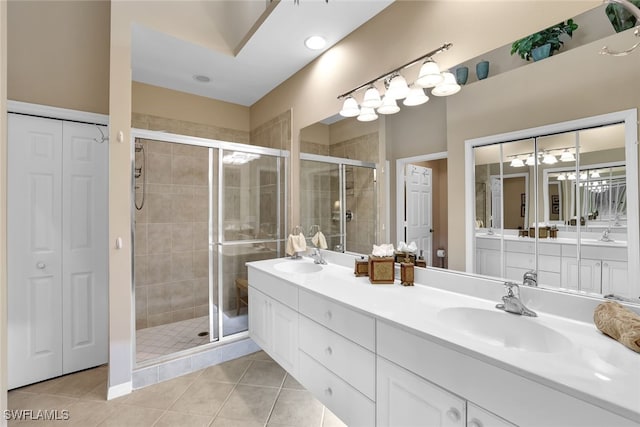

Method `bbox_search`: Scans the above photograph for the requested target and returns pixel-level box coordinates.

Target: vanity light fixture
[525,153,537,166]
[510,156,525,167]
[223,152,260,165]
[542,152,558,164]
[403,86,429,106]
[337,43,456,120]
[557,173,567,181]
[357,106,378,122]
[590,170,601,178]
[560,149,575,162]
[568,172,577,180]
[580,172,588,180]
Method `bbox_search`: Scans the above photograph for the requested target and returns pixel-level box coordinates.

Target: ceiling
[132,0,394,107]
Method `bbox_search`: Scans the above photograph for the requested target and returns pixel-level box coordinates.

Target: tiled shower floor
[136,313,248,362]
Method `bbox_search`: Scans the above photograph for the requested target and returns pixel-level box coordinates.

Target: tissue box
[368,256,395,284]
[394,251,416,264]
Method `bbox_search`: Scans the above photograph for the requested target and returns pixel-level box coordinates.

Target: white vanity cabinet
[467,403,516,427]
[476,238,502,278]
[297,289,376,427]
[248,269,299,377]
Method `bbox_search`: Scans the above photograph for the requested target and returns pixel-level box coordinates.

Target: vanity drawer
[561,245,627,261]
[299,289,375,351]
[298,351,375,427]
[505,240,560,256]
[476,237,500,250]
[506,267,561,287]
[248,267,298,309]
[504,252,560,271]
[299,315,375,400]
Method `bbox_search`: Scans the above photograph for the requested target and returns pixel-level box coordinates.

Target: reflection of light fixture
[525,154,537,166]
[542,152,558,164]
[568,173,576,180]
[223,152,261,165]
[403,86,429,106]
[590,170,600,178]
[560,149,575,162]
[339,96,360,117]
[337,43,455,121]
[362,85,382,108]
[431,71,461,96]
[510,157,525,167]
[377,95,400,115]
[557,173,566,180]
[580,172,588,180]
[357,106,378,122]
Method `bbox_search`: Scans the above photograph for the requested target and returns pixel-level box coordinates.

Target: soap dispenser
[354,255,369,277]
[400,254,415,286]
[415,250,427,268]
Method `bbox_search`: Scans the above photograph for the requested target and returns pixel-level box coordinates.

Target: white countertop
[247,256,640,423]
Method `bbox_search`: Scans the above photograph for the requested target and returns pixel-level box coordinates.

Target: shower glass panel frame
[300,152,377,253]
[131,129,288,367]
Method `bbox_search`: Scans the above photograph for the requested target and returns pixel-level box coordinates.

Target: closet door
[8,114,64,388]
[61,121,108,373]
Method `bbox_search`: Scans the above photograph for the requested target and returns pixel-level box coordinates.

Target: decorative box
[394,251,416,264]
[518,229,529,238]
[400,259,414,286]
[415,258,427,268]
[529,226,549,239]
[354,256,369,277]
[368,256,395,284]
[549,226,558,239]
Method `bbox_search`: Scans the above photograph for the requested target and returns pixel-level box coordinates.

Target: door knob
[36,262,46,269]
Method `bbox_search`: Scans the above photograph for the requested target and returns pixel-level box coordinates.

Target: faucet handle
[504,281,520,297]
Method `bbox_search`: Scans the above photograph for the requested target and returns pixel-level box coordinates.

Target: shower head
[135,142,143,153]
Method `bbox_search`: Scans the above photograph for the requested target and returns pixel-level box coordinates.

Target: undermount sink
[273,261,323,274]
[437,307,572,353]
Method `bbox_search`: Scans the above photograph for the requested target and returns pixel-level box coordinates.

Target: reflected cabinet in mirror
[467,114,639,299]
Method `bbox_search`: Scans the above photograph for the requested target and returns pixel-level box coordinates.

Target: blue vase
[455,67,468,85]
[532,43,552,61]
[476,61,489,80]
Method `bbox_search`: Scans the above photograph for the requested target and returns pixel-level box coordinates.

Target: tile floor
[8,350,347,427]
[136,313,249,363]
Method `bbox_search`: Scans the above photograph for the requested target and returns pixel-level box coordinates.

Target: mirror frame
[464,108,639,298]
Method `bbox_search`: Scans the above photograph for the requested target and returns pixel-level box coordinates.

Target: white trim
[465,142,475,272]
[107,381,132,400]
[300,152,376,168]
[7,100,108,125]
[395,151,447,250]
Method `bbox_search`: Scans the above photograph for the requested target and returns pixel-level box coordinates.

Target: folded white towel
[292,232,307,253]
[397,241,417,253]
[286,234,295,256]
[312,231,328,249]
[372,243,394,257]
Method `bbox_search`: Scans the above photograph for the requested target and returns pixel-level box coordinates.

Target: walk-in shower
[132,131,287,364]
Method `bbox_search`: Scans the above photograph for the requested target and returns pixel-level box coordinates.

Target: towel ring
[292,225,303,235]
[601,0,640,56]
[309,224,321,235]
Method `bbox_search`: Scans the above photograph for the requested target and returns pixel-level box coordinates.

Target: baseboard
[107,381,132,400]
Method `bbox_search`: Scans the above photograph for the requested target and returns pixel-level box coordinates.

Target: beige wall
[1,0,7,419]
[446,31,640,271]
[7,1,110,114]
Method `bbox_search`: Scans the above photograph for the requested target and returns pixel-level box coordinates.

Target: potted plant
[606,0,640,33]
[510,19,579,61]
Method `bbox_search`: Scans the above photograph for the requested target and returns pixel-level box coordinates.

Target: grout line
[209,359,255,423]
[263,368,287,427]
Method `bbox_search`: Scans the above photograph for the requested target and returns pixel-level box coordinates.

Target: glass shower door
[344,165,377,254]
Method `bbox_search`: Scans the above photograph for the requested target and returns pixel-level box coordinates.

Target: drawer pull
[36,262,46,269]
[468,419,483,427]
[325,310,332,320]
[446,408,461,422]
[325,346,333,356]
[324,387,333,396]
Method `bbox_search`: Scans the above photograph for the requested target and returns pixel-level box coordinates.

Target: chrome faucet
[600,228,614,242]
[496,282,537,317]
[522,270,537,287]
[310,248,327,265]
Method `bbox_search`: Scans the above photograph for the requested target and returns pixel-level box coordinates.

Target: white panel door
[248,287,272,351]
[61,121,108,374]
[406,164,433,265]
[377,356,466,427]
[270,298,298,378]
[601,260,628,296]
[561,257,601,293]
[8,114,64,388]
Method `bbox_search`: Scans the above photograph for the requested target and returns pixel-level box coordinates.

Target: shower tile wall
[330,133,378,255]
[249,110,292,150]
[135,140,210,330]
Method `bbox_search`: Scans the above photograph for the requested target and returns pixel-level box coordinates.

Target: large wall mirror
[467,111,639,299]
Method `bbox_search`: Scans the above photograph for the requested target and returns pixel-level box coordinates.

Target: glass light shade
[525,154,536,166]
[590,170,600,178]
[510,157,525,167]
[557,173,566,181]
[431,72,461,96]
[415,59,444,88]
[568,173,576,180]
[403,86,429,106]
[542,152,558,164]
[560,149,575,162]
[339,96,360,117]
[580,172,588,180]
[362,86,382,108]
[357,106,378,122]
[377,95,400,115]
[386,74,410,100]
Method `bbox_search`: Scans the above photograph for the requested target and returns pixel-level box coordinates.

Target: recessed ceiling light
[305,35,326,50]
[193,74,211,83]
